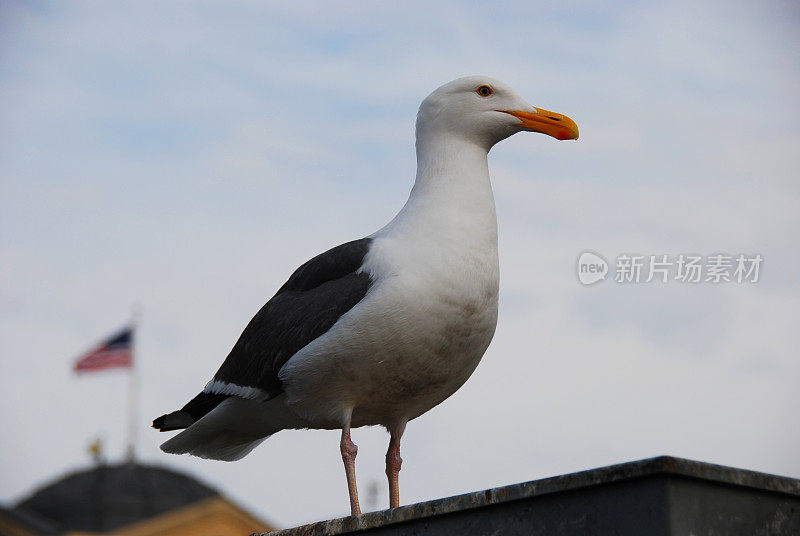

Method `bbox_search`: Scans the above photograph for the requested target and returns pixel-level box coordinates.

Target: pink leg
[340,424,361,516]
[385,434,402,508]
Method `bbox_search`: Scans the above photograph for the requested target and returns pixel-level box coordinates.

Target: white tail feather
[161,429,266,461]
[159,395,304,461]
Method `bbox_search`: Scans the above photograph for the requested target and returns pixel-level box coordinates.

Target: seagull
[153,76,578,516]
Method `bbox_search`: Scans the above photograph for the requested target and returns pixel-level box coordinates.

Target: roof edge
[256,455,800,536]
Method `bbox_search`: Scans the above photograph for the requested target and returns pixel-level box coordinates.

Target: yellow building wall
[65,497,274,536]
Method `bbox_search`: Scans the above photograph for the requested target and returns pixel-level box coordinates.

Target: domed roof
[14,461,219,533]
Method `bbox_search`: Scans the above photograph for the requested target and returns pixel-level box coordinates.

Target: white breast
[280,131,500,429]
[279,234,499,429]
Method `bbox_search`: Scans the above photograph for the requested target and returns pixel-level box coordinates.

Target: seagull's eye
[476,85,493,97]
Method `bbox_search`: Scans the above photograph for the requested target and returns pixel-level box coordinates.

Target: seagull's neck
[378,133,497,244]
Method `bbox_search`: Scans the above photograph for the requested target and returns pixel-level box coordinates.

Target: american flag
[74,326,133,373]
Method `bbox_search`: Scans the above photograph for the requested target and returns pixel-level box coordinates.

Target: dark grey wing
[212,237,374,396]
[154,237,373,432]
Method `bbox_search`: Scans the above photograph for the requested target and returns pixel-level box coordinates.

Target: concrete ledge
[256,456,800,536]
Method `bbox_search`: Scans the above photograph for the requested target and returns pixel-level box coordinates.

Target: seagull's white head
[416,75,579,151]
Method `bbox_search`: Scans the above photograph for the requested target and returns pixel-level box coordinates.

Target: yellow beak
[500,107,579,140]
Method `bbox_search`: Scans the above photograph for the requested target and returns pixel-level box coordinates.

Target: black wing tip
[153,410,194,432]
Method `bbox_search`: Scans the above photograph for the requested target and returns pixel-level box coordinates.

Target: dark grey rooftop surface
[14,461,219,533]
[258,456,800,536]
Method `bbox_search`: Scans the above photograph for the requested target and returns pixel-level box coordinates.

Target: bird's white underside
[280,135,500,431]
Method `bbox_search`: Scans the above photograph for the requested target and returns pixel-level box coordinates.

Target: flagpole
[126,305,141,462]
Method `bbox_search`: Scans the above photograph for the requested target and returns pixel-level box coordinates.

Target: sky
[1,0,799,529]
